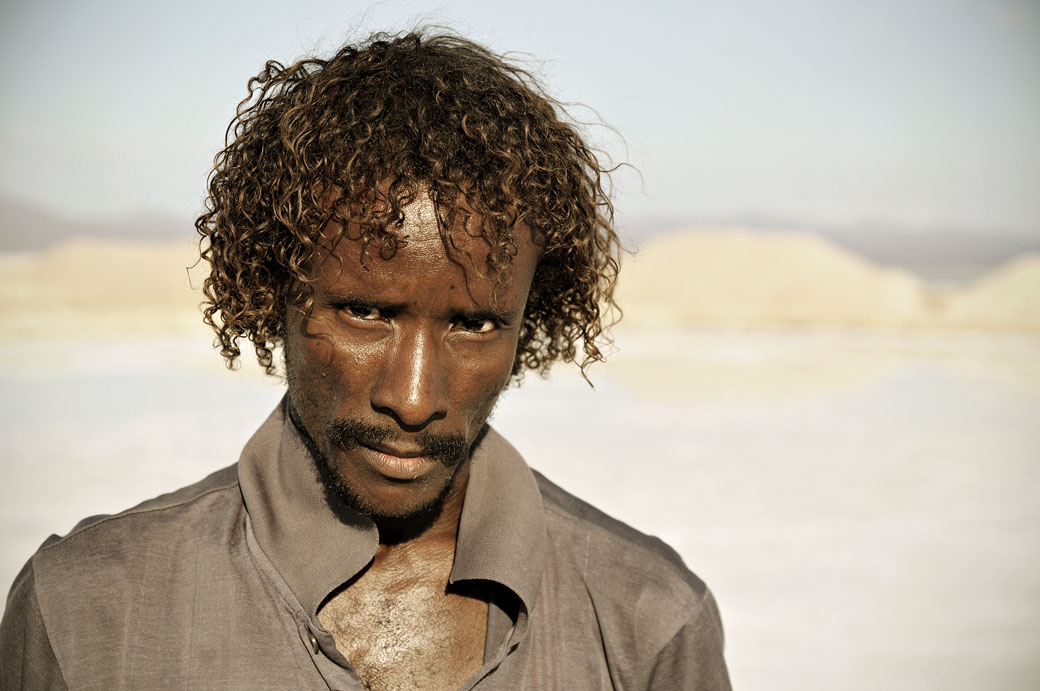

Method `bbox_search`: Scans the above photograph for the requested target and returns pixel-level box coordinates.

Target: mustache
[325,418,468,468]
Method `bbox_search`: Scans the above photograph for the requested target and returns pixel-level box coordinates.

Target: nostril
[370,403,446,432]
[370,377,448,427]
[369,377,445,430]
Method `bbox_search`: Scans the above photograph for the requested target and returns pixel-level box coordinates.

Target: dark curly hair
[196,29,621,379]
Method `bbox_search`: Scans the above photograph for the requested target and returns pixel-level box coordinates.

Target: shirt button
[308,631,319,654]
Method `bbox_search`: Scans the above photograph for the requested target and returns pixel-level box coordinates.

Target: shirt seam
[28,559,70,689]
[37,479,241,553]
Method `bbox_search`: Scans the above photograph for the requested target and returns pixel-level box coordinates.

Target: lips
[359,443,436,480]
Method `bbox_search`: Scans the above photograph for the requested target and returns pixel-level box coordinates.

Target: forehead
[309,194,539,299]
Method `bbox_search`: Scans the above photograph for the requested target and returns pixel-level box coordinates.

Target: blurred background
[1,1,1038,689]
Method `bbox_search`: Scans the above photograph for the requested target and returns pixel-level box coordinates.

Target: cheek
[294,322,392,409]
[299,335,357,396]
[454,340,519,415]
[286,316,353,418]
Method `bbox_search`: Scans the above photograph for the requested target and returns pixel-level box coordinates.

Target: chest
[318,573,488,691]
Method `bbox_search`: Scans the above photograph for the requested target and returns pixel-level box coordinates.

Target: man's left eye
[456,317,495,333]
[344,304,382,320]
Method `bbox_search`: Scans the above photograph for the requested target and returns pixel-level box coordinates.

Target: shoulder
[27,465,242,611]
[34,464,240,562]
[534,469,706,598]
[2,466,242,687]
[531,471,729,687]
[534,470,714,630]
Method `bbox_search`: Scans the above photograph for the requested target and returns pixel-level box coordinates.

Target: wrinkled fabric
[2,399,730,689]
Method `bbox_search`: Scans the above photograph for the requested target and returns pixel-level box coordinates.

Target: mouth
[358,442,436,481]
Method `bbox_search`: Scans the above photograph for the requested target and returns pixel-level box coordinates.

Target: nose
[370,327,448,430]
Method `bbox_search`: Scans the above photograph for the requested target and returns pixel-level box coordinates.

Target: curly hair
[196,29,621,379]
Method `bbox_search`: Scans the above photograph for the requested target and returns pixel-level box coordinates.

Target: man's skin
[283,193,540,690]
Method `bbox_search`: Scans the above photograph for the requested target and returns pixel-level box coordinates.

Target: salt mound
[938,254,1040,330]
[618,229,930,328]
[0,239,203,339]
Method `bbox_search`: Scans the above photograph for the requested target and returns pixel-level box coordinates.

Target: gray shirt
[2,400,731,689]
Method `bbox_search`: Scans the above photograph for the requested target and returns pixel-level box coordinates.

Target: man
[1,31,730,689]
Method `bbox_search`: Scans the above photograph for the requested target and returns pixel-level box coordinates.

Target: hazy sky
[1,0,1037,237]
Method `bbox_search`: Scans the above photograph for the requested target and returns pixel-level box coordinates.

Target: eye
[341,303,383,320]
[455,316,496,334]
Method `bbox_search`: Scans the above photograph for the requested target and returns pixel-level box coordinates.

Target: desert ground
[2,232,1038,690]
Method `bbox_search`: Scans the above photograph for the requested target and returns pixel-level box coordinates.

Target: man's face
[284,194,539,525]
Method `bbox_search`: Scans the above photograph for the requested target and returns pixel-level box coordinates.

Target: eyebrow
[456,306,520,324]
[327,294,399,311]
[327,292,520,323]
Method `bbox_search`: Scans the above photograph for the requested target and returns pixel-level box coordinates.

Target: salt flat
[2,328,1037,690]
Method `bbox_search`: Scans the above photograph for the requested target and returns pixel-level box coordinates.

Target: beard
[305,416,486,543]
[326,419,469,475]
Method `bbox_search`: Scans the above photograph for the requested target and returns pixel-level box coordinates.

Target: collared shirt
[2,400,731,690]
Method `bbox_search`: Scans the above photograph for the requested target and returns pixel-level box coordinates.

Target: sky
[0,0,1038,238]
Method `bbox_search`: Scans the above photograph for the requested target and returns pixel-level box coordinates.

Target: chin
[318,454,461,542]
[344,479,453,521]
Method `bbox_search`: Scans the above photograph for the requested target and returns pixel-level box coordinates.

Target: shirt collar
[238,398,547,619]
[452,427,547,619]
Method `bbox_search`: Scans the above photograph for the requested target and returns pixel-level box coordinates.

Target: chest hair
[318,547,488,691]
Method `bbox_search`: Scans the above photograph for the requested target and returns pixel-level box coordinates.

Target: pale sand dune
[937,253,1040,330]
[618,229,930,327]
[0,239,203,339]
[618,229,1039,331]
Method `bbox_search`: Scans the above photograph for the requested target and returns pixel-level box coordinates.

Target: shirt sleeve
[1,558,69,690]
[647,588,731,690]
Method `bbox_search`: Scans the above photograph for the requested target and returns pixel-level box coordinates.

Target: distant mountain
[0,198,191,251]
[815,227,1040,282]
